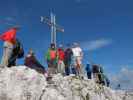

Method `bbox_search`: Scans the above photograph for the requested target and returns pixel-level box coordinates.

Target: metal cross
[41,12,64,47]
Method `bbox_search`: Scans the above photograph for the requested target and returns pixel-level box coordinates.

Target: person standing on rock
[0,26,19,67]
[92,64,100,83]
[71,42,83,76]
[8,38,24,67]
[98,66,106,85]
[64,44,73,75]
[57,44,65,75]
[98,66,110,86]
[85,63,92,79]
[45,43,58,76]
[104,75,110,87]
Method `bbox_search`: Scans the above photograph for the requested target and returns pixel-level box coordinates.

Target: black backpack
[14,39,24,59]
[92,64,99,73]
[17,45,24,58]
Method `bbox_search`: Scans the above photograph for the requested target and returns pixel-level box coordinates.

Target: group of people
[0,27,110,87]
[0,27,83,76]
[45,43,83,77]
[0,27,45,74]
[86,64,110,87]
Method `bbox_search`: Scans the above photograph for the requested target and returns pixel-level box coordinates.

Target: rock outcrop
[0,66,132,100]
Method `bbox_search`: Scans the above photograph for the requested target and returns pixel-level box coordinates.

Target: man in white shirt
[71,43,83,76]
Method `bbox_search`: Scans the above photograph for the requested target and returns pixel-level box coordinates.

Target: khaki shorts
[72,56,82,66]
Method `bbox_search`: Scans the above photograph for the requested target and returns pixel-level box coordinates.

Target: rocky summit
[0,66,132,100]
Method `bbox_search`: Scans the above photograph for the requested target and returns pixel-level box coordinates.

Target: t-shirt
[72,47,82,57]
[4,41,14,49]
[65,48,73,60]
[58,48,65,61]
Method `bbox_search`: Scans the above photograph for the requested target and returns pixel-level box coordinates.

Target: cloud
[111,67,133,90]
[5,17,15,22]
[80,38,112,51]
[4,17,19,26]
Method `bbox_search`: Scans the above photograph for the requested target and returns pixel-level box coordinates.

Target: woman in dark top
[24,49,45,74]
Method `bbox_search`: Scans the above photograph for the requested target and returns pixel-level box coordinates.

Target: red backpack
[50,50,57,60]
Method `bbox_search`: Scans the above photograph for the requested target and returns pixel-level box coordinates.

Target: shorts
[71,56,82,66]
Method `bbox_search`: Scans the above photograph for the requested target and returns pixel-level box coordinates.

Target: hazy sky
[0,0,133,83]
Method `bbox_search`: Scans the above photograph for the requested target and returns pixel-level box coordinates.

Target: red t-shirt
[58,48,65,61]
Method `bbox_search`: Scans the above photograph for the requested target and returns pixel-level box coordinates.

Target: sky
[0,0,133,89]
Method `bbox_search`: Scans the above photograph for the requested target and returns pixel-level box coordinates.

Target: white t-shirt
[72,47,82,57]
[4,41,13,49]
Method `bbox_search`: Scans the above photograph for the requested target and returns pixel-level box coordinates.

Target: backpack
[92,65,99,73]
[17,46,24,58]
[14,39,24,59]
[50,50,57,60]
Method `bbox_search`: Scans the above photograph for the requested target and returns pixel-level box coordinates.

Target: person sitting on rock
[24,49,46,74]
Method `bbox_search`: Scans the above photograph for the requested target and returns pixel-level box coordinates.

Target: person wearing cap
[57,44,65,75]
[24,49,46,74]
[71,42,83,76]
[0,26,19,67]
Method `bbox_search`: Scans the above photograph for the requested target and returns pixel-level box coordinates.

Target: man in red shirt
[0,26,19,67]
[57,44,65,75]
